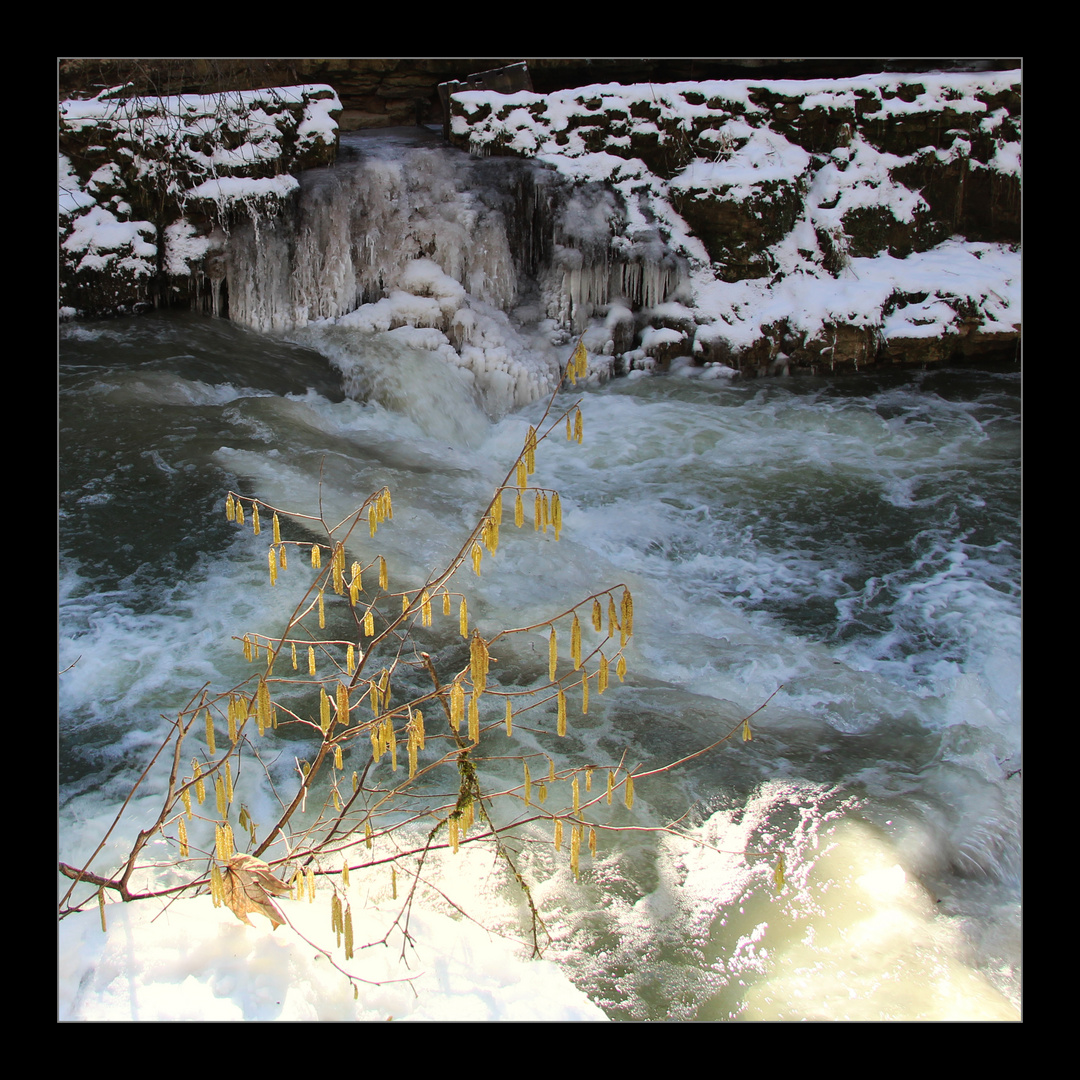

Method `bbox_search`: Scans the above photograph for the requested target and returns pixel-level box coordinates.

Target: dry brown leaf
[221,853,291,929]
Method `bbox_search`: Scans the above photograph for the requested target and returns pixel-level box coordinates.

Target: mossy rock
[860,106,984,157]
[891,157,1019,243]
[841,203,943,259]
[462,101,492,124]
[629,100,662,121]
[60,247,155,316]
[673,178,803,269]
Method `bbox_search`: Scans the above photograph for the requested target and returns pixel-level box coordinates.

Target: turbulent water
[59,308,1020,1020]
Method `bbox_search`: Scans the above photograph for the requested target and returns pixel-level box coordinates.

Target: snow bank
[60,895,607,1022]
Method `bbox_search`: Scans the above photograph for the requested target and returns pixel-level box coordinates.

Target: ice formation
[223,135,662,413]
[60,71,1020,405]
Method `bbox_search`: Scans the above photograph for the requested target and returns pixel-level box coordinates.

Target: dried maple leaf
[221,853,291,929]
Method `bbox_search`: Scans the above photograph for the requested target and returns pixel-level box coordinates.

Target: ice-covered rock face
[59,85,342,316]
[219,132,675,413]
[60,72,1019,393]
[451,73,1020,374]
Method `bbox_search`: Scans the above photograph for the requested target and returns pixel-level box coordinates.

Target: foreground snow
[60,895,607,1022]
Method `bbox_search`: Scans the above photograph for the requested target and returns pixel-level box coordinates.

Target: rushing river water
[59,310,1020,1020]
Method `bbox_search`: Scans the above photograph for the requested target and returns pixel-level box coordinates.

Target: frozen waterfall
[221,129,684,415]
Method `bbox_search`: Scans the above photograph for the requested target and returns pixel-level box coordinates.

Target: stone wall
[449,73,1021,373]
[59,85,340,316]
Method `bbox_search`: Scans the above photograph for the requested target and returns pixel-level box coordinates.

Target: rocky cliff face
[450,73,1020,373]
[59,71,1020,381]
[59,85,340,316]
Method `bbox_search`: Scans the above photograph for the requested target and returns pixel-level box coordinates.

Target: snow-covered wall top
[452,73,1019,156]
[59,85,341,315]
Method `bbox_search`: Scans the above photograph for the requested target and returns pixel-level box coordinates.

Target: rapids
[59,310,1020,1020]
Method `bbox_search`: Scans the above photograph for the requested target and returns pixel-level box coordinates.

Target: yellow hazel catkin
[468,694,479,744]
[574,340,587,377]
[525,427,537,474]
[330,544,343,596]
[450,682,464,732]
[621,588,634,641]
